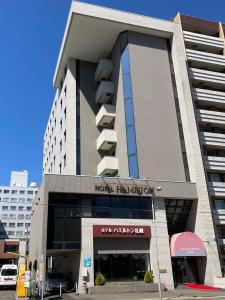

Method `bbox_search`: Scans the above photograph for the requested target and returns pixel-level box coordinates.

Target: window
[4,190,10,194]
[208,174,222,182]
[27,198,33,203]
[121,45,139,178]
[26,215,31,220]
[26,206,32,211]
[1,214,8,219]
[3,198,10,202]
[17,223,24,227]
[8,223,15,228]
[9,214,16,220]
[54,136,56,146]
[7,231,15,236]
[16,231,23,237]
[64,86,67,98]
[2,206,8,211]
[19,198,25,203]
[20,190,25,195]
[215,200,225,210]
[10,206,16,211]
[11,198,17,202]
[60,140,62,152]
[12,190,18,194]
[18,214,24,220]
[60,119,62,130]
[60,99,62,109]
[28,191,33,195]
[64,130,66,143]
[53,156,56,166]
[59,163,62,174]
[64,108,67,119]
[18,206,25,211]
[63,154,66,168]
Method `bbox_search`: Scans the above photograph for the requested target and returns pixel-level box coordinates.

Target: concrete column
[150,197,174,290]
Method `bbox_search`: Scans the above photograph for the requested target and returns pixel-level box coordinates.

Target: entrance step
[89,283,159,294]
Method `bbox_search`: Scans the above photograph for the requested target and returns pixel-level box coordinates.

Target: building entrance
[172,257,199,285]
[94,254,148,281]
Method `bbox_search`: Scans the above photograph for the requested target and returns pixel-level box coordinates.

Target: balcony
[95,59,113,82]
[200,132,225,148]
[208,182,225,197]
[97,156,118,176]
[97,129,117,151]
[189,68,225,91]
[187,49,225,72]
[183,31,224,54]
[96,104,115,127]
[213,209,225,225]
[204,156,225,172]
[196,109,225,127]
[95,81,114,104]
[192,88,225,108]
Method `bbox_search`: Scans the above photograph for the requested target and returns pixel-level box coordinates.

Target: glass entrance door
[94,254,148,282]
[172,257,199,285]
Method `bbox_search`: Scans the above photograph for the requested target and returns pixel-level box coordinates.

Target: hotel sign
[95,183,153,195]
[93,225,151,237]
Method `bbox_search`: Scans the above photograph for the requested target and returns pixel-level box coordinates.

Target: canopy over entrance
[170,232,206,257]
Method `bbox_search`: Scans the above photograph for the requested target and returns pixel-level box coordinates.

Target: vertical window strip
[121,46,139,178]
[76,60,81,175]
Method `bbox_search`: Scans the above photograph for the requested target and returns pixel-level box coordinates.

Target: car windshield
[1,269,17,276]
[48,273,64,279]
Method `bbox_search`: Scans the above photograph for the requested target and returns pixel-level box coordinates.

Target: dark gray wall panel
[128,32,186,181]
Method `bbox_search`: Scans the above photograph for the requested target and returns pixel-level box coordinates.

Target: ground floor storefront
[29,175,222,294]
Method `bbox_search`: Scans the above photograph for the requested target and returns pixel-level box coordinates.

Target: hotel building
[30,1,225,292]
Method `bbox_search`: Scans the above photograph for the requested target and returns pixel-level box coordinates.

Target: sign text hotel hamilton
[95,183,153,195]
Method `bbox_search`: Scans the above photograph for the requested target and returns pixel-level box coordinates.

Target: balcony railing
[192,88,225,107]
[213,209,225,225]
[96,104,115,127]
[95,59,113,82]
[187,49,225,71]
[97,129,117,151]
[97,156,118,176]
[204,156,225,172]
[200,132,225,148]
[208,182,225,197]
[196,109,225,127]
[95,81,114,104]
[183,31,224,52]
[189,68,225,90]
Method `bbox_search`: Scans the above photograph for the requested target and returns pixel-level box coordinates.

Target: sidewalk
[61,287,225,300]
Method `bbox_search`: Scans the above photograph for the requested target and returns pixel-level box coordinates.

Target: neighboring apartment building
[0,171,38,241]
[30,1,225,292]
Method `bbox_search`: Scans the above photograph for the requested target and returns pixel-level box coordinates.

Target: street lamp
[152,186,162,300]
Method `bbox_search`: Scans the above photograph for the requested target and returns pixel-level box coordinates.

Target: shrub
[95,272,106,286]
[144,270,154,283]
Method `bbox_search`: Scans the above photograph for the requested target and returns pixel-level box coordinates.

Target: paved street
[1,288,225,300]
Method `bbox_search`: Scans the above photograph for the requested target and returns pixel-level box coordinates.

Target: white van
[0,264,18,286]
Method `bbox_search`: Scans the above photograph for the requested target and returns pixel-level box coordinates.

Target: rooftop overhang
[53,1,176,88]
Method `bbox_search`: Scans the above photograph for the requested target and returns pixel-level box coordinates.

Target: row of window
[44,130,67,172]
[44,82,67,144]
[0,198,33,203]
[3,231,29,237]
[0,189,36,195]
[1,214,31,220]
[1,206,32,211]
[1,222,30,228]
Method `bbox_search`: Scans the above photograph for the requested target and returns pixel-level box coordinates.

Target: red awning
[170,232,206,257]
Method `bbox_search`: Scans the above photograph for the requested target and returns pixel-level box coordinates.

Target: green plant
[144,270,154,283]
[95,272,106,286]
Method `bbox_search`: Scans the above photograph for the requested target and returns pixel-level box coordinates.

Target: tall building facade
[30,1,225,293]
[0,171,38,241]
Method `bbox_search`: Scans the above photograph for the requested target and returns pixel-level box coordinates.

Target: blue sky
[0,0,225,186]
